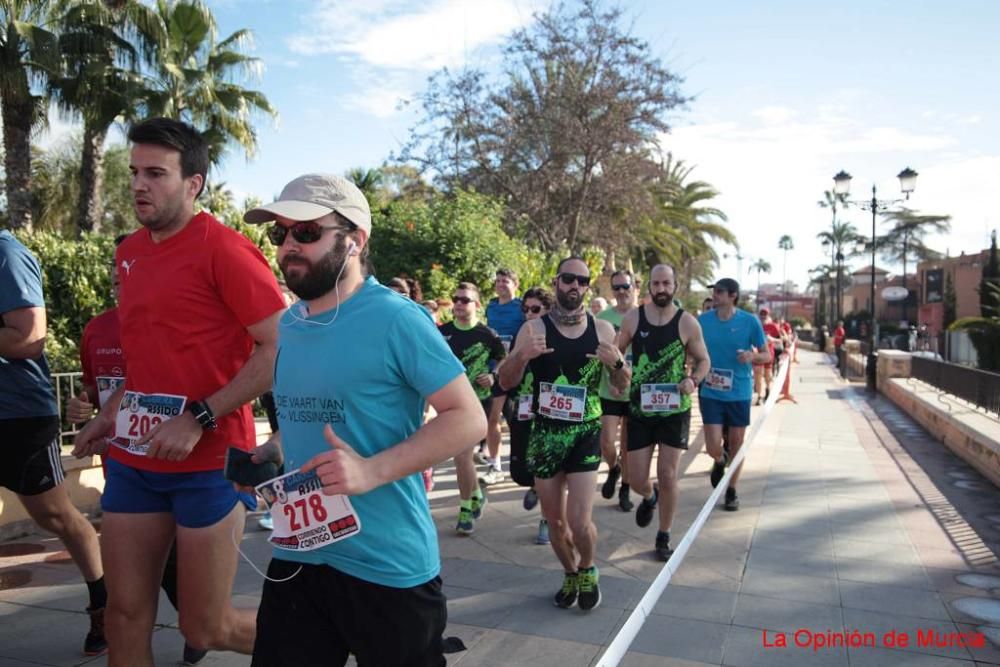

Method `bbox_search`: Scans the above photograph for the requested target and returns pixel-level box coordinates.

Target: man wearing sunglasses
[698,278,769,513]
[72,118,287,665]
[438,282,506,534]
[241,173,484,666]
[595,269,639,512]
[500,257,629,612]
[481,268,525,484]
[617,265,711,561]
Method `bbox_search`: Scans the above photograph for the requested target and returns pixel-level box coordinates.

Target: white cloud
[660,106,989,291]
[288,0,541,70]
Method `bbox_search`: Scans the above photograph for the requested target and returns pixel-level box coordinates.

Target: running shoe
[553,572,578,609]
[523,488,539,511]
[183,644,209,665]
[479,468,504,485]
[654,531,674,562]
[535,519,550,545]
[577,566,601,611]
[473,449,489,465]
[83,606,107,656]
[618,484,634,512]
[635,485,658,528]
[724,487,740,511]
[710,450,729,489]
[456,507,475,535]
[601,464,621,499]
[471,488,487,519]
[257,512,274,531]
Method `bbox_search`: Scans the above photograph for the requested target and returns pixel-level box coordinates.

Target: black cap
[710,278,740,294]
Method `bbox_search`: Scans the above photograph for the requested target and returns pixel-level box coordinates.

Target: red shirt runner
[110,212,285,473]
[80,308,126,407]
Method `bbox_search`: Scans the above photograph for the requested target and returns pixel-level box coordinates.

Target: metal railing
[51,371,84,447]
[910,355,1000,418]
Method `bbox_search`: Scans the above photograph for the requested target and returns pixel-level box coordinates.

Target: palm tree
[1,0,61,229]
[51,0,163,234]
[877,207,951,324]
[640,157,737,293]
[778,234,794,317]
[139,0,276,168]
[817,220,861,321]
[347,167,384,207]
[749,258,771,307]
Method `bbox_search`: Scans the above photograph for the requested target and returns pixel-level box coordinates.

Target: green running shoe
[577,566,602,611]
[553,572,578,609]
[456,507,475,535]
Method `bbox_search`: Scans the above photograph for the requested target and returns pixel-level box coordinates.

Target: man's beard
[556,287,584,311]
[280,239,349,301]
[651,291,674,307]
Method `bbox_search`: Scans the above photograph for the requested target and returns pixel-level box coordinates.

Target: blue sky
[48,0,999,293]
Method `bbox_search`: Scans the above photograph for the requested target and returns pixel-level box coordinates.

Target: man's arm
[593,319,631,393]
[498,320,545,391]
[679,313,711,394]
[616,308,638,355]
[303,374,487,496]
[0,306,46,359]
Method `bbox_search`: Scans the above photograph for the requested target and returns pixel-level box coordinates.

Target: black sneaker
[724,487,740,511]
[183,644,209,665]
[764,387,770,403]
[577,566,601,611]
[553,572,578,609]
[83,606,107,656]
[655,531,674,562]
[601,464,621,499]
[635,486,658,528]
[710,451,729,488]
[618,483,634,512]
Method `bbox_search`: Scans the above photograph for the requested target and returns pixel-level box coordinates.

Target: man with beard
[616,265,711,560]
[242,173,485,666]
[72,118,286,666]
[438,282,505,535]
[698,278,768,512]
[500,257,629,612]
[596,269,637,512]
[481,268,524,483]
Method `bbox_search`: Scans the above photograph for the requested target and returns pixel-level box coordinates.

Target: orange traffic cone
[777,342,798,404]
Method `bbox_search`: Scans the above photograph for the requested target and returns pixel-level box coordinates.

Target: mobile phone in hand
[223,446,279,487]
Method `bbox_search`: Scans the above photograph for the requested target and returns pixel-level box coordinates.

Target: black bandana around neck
[550,301,585,326]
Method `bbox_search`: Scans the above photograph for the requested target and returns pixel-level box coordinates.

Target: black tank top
[629,306,691,417]
[529,314,603,423]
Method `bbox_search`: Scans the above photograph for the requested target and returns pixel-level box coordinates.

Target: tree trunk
[1,90,35,230]
[76,121,109,236]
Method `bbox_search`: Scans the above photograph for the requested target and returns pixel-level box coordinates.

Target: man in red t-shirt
[753,308,782,405]
[833,320,846,353]
[73,118,285,665]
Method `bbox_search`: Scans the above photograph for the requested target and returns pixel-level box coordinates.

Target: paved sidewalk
[1,350,998,666]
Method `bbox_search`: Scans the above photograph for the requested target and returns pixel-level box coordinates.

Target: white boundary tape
[595,355,791,667]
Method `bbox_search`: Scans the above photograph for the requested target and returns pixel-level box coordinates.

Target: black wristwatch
[187,400,218,431]
[613,358,625,370]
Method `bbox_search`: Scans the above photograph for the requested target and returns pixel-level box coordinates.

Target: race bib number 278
[257,468,361,552]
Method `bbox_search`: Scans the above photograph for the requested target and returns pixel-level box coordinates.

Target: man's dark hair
[496,267,518,283]
[113,233,128,246]
[555,256,588,275]
[127,118,209,197]
[610,269,634,285]
[455,281,481,300]
[522,286,553,309]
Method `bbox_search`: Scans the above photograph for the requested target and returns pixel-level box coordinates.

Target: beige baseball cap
[243,173,371,234]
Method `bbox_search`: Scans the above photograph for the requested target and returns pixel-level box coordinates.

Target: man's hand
[474,373,494,389]
[139,412,202,462]
[520,330,553,361]
[587,341,624,369]
[71,412,113,458]
[66,391,94,425]
[736,349,754,365]
[252,437,284,467]
[679,377,697,395]
[301,424,376,496]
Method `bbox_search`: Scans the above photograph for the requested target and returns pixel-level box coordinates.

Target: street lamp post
[833,168,918,392]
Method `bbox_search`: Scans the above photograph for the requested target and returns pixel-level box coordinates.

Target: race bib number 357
[113,391,186,456]
[641,383,680,412]
[257,468,361,552]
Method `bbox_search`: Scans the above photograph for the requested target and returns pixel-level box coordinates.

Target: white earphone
[348,240,358,256]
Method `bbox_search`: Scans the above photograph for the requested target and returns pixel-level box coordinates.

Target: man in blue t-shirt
[0,230,107,656]
[697,278,769,512]
[481,267,525,483]
[244,174,485,666]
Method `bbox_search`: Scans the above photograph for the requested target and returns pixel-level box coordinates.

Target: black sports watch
[187,400,218,431]
[613,358,625,370]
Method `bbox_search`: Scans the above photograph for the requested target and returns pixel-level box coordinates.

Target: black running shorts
[527,418,602,479]
[627,411,691,452]
[599,398,629,417]
[252,560,447,667]
[0,416,64,495]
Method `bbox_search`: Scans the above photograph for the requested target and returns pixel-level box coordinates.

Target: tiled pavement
[1,349,998,666]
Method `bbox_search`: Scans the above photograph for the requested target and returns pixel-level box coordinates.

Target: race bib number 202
[257,468,361,552]
[112,391,186,456]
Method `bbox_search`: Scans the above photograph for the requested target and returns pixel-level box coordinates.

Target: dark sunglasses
[558,272,591,287]
[267,221,345,245]
[452,296,475,305]
[522,305,543,314]
[611,283,632,291]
